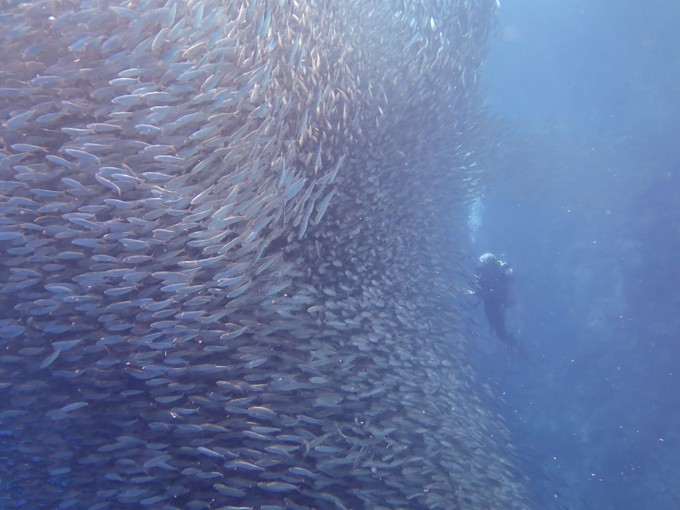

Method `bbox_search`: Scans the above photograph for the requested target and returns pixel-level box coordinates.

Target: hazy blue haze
[474,1,680,508]
[1,1,675,507]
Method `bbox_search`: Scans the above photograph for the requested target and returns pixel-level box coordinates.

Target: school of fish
[0,0,531,508]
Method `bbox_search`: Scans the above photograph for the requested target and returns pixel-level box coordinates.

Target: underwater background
[1,0,678,508]
[475,0,680,508]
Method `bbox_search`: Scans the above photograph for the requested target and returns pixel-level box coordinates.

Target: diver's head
[478,253,498,266]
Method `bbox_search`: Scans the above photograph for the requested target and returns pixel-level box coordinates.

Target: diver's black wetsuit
[474,253,518,346]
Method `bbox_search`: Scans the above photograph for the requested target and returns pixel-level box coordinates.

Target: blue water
[471,1,680,508]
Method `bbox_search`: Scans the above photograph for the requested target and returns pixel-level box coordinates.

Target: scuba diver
[471,253,522,349]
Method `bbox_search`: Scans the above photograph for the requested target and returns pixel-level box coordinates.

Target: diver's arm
[500,260,513,278]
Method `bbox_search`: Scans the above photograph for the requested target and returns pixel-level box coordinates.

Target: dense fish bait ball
[0,0,530,509]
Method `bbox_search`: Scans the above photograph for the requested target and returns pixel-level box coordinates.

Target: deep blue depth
[474,1,680,508]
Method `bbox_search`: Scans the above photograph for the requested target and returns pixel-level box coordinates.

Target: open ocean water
[0,0,678,509]
[474,0,680,508]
